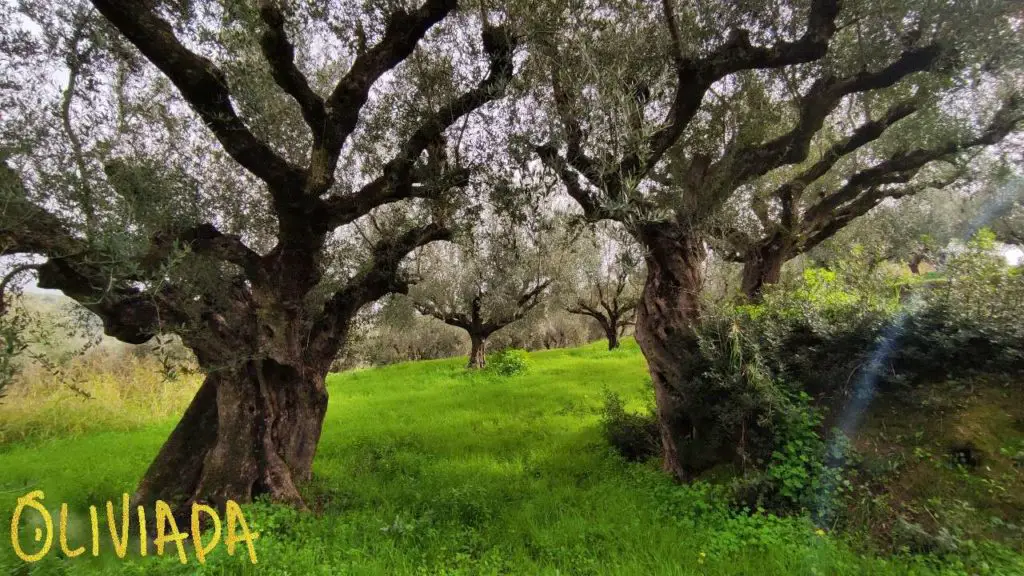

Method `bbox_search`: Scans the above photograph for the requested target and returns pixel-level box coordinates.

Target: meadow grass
[1,339,1021,575]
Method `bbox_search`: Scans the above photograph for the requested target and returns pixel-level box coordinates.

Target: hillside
[1,340,1021,575]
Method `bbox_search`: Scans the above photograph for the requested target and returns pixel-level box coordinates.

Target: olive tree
[409,212,564,368]
[526,0,1023,477]
[566,226,643,350]
[0,0,516,514]
[720,116,1020,299]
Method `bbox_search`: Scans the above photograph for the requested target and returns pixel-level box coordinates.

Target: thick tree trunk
[468,334,487,369]
[605,322,620,350]
[740,245,786,301]
[133,358,328,518]
[908,252,924,274]
[633,225,728,480]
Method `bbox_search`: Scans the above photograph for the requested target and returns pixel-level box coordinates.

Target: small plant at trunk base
[681,316,796,473]
[488,348,531,376]
[600,389,659,462]
[730,394,853,519]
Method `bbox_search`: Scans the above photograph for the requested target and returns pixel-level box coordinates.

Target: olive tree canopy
[0,0,517,514]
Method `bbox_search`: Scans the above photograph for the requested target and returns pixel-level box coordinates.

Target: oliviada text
[9,490,259,565]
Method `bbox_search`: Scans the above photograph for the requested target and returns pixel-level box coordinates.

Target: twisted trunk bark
[740,245,786,301]
[468,334,487,369]
[633,225,726,479]
[133,357,329,518]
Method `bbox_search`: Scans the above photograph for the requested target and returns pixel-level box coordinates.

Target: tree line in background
[1,0,1023,520]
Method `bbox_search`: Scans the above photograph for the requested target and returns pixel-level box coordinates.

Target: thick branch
[88,0,304,190]
[705,45,942,198]
[803,94,1022,226]
[771,96,922,228]
[324,0,457,155]
[800,178,944,252]
[146,224,263,280]
[615,0,842,187]
[512,279,551,321]
[321,222,453,323]
[535,145,613,221]
[325,25,516,229]
[413,298,472,330]
[544,0,842,218]
[258,0,327,136]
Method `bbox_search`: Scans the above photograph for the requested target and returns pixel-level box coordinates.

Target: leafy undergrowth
[840,376,1024,560]
[0,339,1021,574]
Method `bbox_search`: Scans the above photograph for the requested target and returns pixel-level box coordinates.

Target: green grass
[0,339,1020,575]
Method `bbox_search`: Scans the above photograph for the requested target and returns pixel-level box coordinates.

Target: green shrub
[709,231,1022,517]
[488,348,531,376]
[895,229,1024,379]
[684,316,798,471]
[599,389,659,461]
[732,232,1024,405]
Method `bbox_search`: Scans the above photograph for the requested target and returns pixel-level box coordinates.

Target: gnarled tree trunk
[134,357,329,518]
[633,225,725,480]
[740,244,786,301]
[605,322,620,350]
[468,333,488,368]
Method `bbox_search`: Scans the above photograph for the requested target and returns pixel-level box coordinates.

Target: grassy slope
[0,340,1019,575]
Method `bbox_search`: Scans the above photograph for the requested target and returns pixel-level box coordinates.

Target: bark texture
[740,244,786,301]
[135,359,329,514]
[632,225,718,479]
[468,334,488,368]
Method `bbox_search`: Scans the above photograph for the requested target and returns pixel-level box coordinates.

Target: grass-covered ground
[1,339,1021,575]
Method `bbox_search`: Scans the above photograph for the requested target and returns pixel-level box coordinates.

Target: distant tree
[527,0,1024,477]
[567,228,643,350]
[0,0,516,514]
[410,213,563,368]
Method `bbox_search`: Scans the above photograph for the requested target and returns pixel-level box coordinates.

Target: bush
[732,233,1024,407]
[488,348,531,376]
[894,229,1024,379]
[731,393,853,518]
[600,390,659,461]
[707,231,1022,516]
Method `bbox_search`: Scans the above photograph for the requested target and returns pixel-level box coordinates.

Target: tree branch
[258,0,327,136]
[704,45,942,197]
[321,222,453,323]
[145,224,263,280]
[615,0,842,188]
[324,25,517,229]
[770,96,922,228]
[803,93,1022,226]
[324,0,458,158]
[88,0,304,191]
